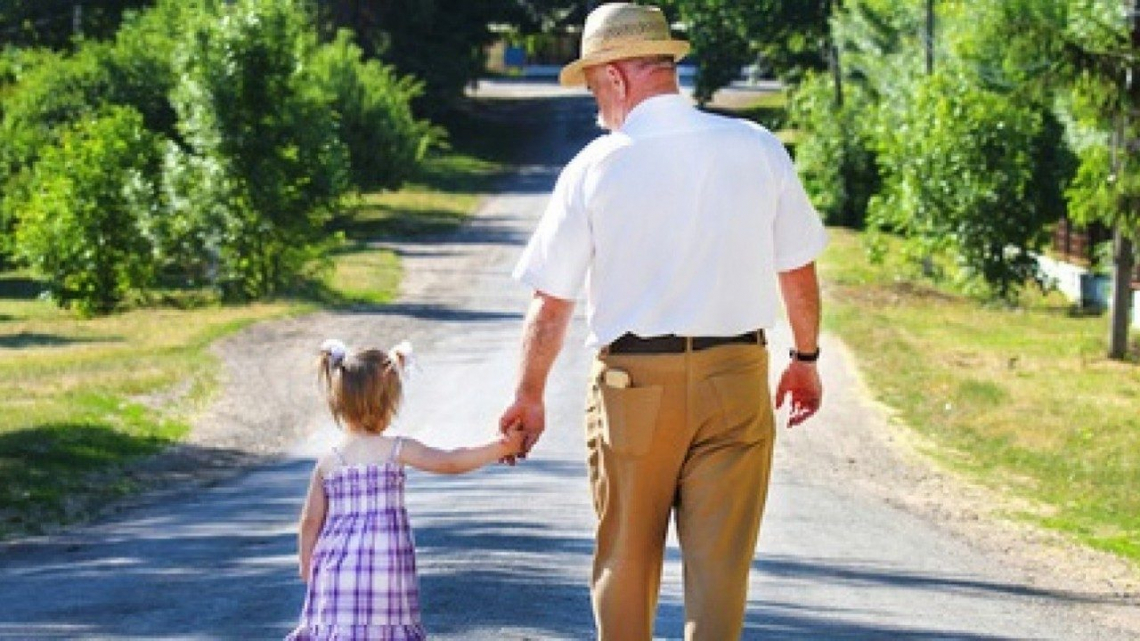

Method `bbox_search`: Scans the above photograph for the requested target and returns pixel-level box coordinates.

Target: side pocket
[599,384,663,457]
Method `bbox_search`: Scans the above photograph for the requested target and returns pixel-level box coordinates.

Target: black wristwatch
[789,347,821,363]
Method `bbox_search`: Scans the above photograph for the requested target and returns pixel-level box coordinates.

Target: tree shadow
[0,274,42,300]
[0,331,123,349]
[0,454,309,638]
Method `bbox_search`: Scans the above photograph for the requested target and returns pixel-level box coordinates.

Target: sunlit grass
[820,227,1140,560]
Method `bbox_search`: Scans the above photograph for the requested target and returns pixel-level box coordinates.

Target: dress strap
[387,436,404,466]
[331,446,348,466]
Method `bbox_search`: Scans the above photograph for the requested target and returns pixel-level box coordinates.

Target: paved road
[0,80,1136,640]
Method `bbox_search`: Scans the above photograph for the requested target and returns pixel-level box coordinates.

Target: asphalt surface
[0,79,1135,640]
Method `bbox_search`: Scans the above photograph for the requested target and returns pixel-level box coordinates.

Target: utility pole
[827,0,844,107]
[925,0,935,75]
[1108,0,1139,359]
[72,3,82,38]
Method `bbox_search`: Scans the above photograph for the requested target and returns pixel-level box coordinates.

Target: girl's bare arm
[398,431,524,475]
[297,464,328,581]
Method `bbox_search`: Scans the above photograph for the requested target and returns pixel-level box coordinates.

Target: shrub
[789,72,880,228]
[307,30,435,192]
[869,71,1070,300]
[164,0,350,299]
[13,106,161,314]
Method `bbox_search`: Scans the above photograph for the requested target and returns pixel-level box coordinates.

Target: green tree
[0,0,154,49]
[869,70,1070,300]
[164,0,350,299]
[13,106,161,313]
[655,0,828,103]
[967,0,1137,357]
[316,0,517,114]
[307,30,435,191]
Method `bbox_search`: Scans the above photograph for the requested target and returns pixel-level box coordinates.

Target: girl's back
[289,438,426,640]
[287,339,523,640]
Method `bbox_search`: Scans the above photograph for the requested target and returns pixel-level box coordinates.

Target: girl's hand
[501,424,527,457]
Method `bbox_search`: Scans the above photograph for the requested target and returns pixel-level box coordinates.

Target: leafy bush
[789,72,879,228]
[0,20,178,267]
[13,106,161,314]
[869,71,1070,300]
[307,30,435,192]
[164,0,350,299]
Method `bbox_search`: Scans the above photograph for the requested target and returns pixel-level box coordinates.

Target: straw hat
[559,3,690,88]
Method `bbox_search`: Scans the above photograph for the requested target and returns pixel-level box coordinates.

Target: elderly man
[499,3,828,640]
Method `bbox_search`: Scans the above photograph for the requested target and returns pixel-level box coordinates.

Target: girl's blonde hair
[317,344,403,433]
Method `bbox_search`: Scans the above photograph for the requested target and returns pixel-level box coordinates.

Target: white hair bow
[388,340,416,381]
[321,338,348,368]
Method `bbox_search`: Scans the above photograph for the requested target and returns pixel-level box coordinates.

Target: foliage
[163,0,350,299]
[0,8,182,267]
[655,0,828,102]
[0,0,154,50]
[963,0,1138,236]
[869,71,1070,300]
[789,72,878,228]
[317,0,513,114]
[12,107,161,314]
[307,30,436,191]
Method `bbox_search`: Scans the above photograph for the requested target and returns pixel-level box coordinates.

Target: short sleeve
[512,159,592,300]
[770,140,828,271]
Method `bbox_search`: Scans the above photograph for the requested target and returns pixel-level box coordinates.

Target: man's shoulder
[700,109,779,142]
[565,132,633,173]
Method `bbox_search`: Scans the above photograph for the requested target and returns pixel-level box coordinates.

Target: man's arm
[776,262,823,427]
[500,291,575,457]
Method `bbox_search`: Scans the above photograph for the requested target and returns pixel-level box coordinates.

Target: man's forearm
[516,291,575,400]
[778,262,821,353]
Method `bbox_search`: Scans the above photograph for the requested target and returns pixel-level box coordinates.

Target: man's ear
[605,64,626,98]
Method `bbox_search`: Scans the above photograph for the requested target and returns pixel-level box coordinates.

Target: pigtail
[318,339,348,427]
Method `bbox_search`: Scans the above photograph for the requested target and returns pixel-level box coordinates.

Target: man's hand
[774,360,822,427]
[499,396,546,463]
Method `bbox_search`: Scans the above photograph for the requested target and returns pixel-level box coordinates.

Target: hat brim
[559,40,690,88]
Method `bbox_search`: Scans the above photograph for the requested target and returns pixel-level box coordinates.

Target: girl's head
[317,339,408,433]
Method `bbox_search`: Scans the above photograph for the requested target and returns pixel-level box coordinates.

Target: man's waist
[604,330,766,355]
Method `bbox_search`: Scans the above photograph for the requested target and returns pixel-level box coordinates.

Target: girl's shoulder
[319,434,407,476]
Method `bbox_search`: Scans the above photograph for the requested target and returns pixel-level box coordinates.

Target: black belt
[607,330,765,355]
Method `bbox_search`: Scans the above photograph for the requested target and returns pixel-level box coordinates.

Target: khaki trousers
[585,342,775,641]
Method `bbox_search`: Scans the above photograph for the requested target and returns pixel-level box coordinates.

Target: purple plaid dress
[286,438,426,641]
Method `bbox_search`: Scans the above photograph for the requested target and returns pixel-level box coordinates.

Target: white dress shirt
[513,93,828,348]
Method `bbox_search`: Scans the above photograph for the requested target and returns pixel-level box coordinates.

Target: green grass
[0,136,505,538]
[820,228,1140,560]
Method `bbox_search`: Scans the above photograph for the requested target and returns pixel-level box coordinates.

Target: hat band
[582,35,677,59]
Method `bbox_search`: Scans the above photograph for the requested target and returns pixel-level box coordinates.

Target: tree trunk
[1108,227,1135,359]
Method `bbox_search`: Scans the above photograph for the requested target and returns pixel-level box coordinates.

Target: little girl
[286,339,524,641]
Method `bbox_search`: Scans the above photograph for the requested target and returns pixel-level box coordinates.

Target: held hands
[498,395,546,465]
[499,422,527,459]
[775,360,823,427]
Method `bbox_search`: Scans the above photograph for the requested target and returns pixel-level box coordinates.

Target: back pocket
[709,364,770,442]
[599,384,663,457]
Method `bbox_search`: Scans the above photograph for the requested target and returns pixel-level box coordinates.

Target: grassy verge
[0,130,507,538]
[820,228,1140,561]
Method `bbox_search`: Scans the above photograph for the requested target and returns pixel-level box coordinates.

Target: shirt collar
[619,93,693,137]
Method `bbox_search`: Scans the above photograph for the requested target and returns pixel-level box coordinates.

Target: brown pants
[586,343,775,641]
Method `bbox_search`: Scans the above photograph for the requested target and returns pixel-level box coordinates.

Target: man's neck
[626,84,681,115]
